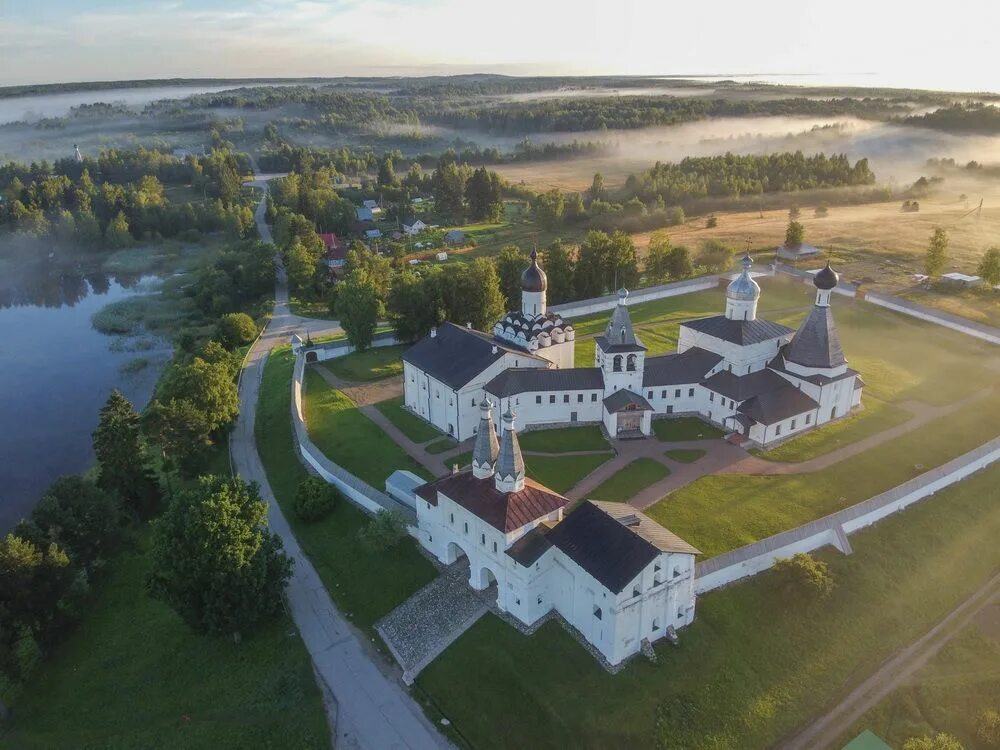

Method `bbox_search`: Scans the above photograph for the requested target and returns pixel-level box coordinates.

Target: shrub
[358,508,408,551]
[706,215,718,228]
[293,477,339,522]
[666,206,685,226]
[978,709,1000,746]
[217,312,258,349]
[815,204,829,217]
[902,733,964,750]
[773,553,834,599]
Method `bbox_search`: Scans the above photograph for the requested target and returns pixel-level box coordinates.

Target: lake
[0,271,171,530]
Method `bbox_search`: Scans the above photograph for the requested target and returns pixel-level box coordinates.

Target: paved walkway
[777,570,1000,750]
[230,175,448,750]
[376,560,491,684]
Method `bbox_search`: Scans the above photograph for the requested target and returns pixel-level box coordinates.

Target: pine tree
[925,227,948,277]
[93,390,161,518]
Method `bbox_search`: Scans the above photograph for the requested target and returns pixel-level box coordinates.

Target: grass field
[518,425,611,453]
[653,417,725,442]
[375,395,441,443]
[588,458,670,502]
[647,387,1000,558]
[426,437,459,454]
[415,460,1000,750]
[303,368,432,485]
[321,345,406,382]
[843,621,1000,749]
[256,348,437,632]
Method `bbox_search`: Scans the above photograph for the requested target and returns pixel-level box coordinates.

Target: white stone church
[412,402,700,666]
[402,249,863,447]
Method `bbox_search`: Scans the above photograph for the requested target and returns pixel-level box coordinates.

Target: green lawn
[426,437,459,454]
[321,345,406,382]
[289,295,336,320]
[303,368,432,486]
[751,397,912,463]
[257,348,437,631]
[841,624,1000,750]
[375,396,441,443]
[647,388,1000,559]
[664,448,706,464]
[653,417,725,442]
[588,458,670,502]
[519,425,611,453]
[441,451,610,495]
[0,533,328,749]
[416,461,1000,750]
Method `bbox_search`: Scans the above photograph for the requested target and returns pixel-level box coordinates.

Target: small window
[673,567,681,578]
[563,394,569,403]
[436,390,440,399]
[480,533,485,545]
[709,392,714,403]
[677,609,684,619]
[791,419,797,430]
[549,395,556,404]
[613,355,623,372]
[577,394,583,403]
[652,618,661,632]
[647,390,653,399]
[449,513,454,524]
[515,598,520,606]
[626,354,637,372]
[675,389,680,398]
[593,606,603,620]
[632,586,641,598]
[463,522,468,534]
[536,395,542,404]
[667,405,674,414]
[654,562,661,572]
[661,390,667,399]
[806,414,812,425]
[591,393,598,402]
[493,541,498,553]
[471,398,476,406]
[728,363,733,372]
[688,388,694,397]
[776,424,782,436]
[537,595,542,605]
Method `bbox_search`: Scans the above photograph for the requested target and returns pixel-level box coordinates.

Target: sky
[4,0,1000,92]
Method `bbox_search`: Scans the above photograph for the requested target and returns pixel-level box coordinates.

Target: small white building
[403,251,863,447]
[403,217,427,235]
[940,272,982,287]
[362,199,382,214]
[777,242,821,261]
[412,404,700,666]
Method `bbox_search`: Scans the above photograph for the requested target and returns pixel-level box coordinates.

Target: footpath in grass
[322,344,406,382]
[752,397,912,463]
[256,347,437,632]
[375,395,441,444]
[647,388,1000,558]
[653,417,725,442]
[416,461,1000,750]
[588,458,670,502]
[303,368,433,486]
[841,623,1000,749]
[1,532,328,750]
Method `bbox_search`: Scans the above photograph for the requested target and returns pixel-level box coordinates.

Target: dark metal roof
[737,385,818,426]
[784,305,846,369]
[642,347,722,387]
[813,262,839,290]
[415,471,569,533]
[486,367,604,397]
[505,528,552,567]
[601,291,644,350]
[402,323,545,390]
[681,315,794,345]
[545,502,696,594]
[702,368,793,402]
[595,335,646,353]
[603,389,654,413]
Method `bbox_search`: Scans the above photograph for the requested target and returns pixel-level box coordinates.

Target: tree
[785,220,805,247]
[902,733,964,750]
[164,356,239,433]
[495,245,527,309]
[431,161,467,221]
[575,231,610,299]
[25,476,121,572]
[645,231,673,283]
[358,508,407,551]
[588,173,605,201]
[543,241,576,304]
[976,247,1000,286]
[143,398,214,477]
[292,477,339,522]
[335,272,381,351]
[284,236,320,292]
[93,390,161,519]
[697,239,735,272]
[438,260,505,330]
[925,227,949,277]
[377,155,397,188]
[387,268,443,342]
[148,476,292,639]
[773,553,834,599]
[217,312,258,349]
[466,167,504,222]
[104,211,132,248]
[533,189,565,228]
[607,230,639,290]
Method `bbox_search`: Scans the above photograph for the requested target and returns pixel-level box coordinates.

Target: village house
[402,217,427,235]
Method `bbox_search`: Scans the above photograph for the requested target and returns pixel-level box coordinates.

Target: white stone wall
[865,293,1000,346]
[677,326,790,374]
[486,387,605,429]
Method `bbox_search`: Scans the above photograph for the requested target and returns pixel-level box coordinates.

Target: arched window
[612,355,623,372]
[626,354,637,372]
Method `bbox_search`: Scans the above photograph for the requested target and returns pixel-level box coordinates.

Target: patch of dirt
[973,601,1000,644]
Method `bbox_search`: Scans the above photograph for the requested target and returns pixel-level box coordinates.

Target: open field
[841,623,1000,749]
[589,458,670,502]
[303,367,432,485]
[415,460,1000,750]
[647,387,1000,558]
[256,348,437,632]
[518,425,610,453]
[320,344,406,382]
[0,532,328,749]
[653,417,726,442]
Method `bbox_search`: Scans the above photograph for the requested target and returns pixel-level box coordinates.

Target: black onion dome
[813,262,839,290]
[520,248,547,292]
